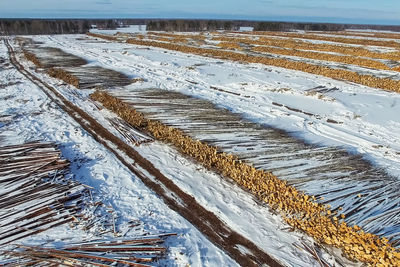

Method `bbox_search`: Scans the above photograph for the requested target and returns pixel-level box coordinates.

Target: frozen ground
[0,40,239,266]
[2,28,400,266]
[1,37,349,266]
[34,34,400,178]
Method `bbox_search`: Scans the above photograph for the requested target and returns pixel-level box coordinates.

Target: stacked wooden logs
[0,142,87,246]
[214,35,400,62]
[22,49,42,68]
[90,90,400,266]
[121,37,400,93]
[47,67,80,88]
[2,234,175,266]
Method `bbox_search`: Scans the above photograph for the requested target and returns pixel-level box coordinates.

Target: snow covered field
[0,40,240,266]
[34,34,400,177]
[2,28,400,266]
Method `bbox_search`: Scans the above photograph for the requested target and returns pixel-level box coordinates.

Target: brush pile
[90,90,400,266]
[0,142,87,246]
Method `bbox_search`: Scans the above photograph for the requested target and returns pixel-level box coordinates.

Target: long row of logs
[128,31,400,62]
[22,49,42,68]
[243,31,400,48]
[90,91,400,266]
[2,235,175,266]
[46,67,80,88]
[22,49,80,88]
[118,36,400,93]
[141,32,400,71]
[306,31,400,40]
[211,35,400,69]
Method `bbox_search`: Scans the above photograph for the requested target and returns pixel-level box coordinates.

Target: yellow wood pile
[91,90,400,266]
[123,38,400,93]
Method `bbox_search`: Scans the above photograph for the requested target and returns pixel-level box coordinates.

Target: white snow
[4,29,400,265]
[0,40,238,267]
[239,27,254,32]
[90,25,147,35]
[33,34,400,178]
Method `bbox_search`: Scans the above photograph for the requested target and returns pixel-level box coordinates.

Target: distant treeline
[0,19,123,35]
[1,18,399,35]
[146,19,400,32]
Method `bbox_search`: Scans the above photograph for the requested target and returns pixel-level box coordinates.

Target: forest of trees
[0,19,91,35]
[1,19,399,35]
[146,19,400,32]
[146,20,235,31]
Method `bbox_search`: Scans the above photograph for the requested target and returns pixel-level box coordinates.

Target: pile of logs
[215,34,400,61]
[22,49,42,68]
[108,117,153,146]
[246,31,400,48]
[122,36,400,93]
[2,234,175,266]
[22,50,81,89]
[46,67,80,88]
[0,142,87,246]
[90,91,400,266]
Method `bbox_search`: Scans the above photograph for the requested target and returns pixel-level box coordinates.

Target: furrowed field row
[240,31,400,49]
[90,91,400,266]
[86,33,400,93]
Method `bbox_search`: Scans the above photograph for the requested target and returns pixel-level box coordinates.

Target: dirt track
[4,38,284,267]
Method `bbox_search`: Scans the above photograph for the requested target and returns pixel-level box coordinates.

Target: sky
[0,0,399,25]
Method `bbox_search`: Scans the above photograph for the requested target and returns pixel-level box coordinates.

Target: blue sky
[0,0,399,25]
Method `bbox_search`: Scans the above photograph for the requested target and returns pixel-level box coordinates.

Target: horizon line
[0,17,399,27]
